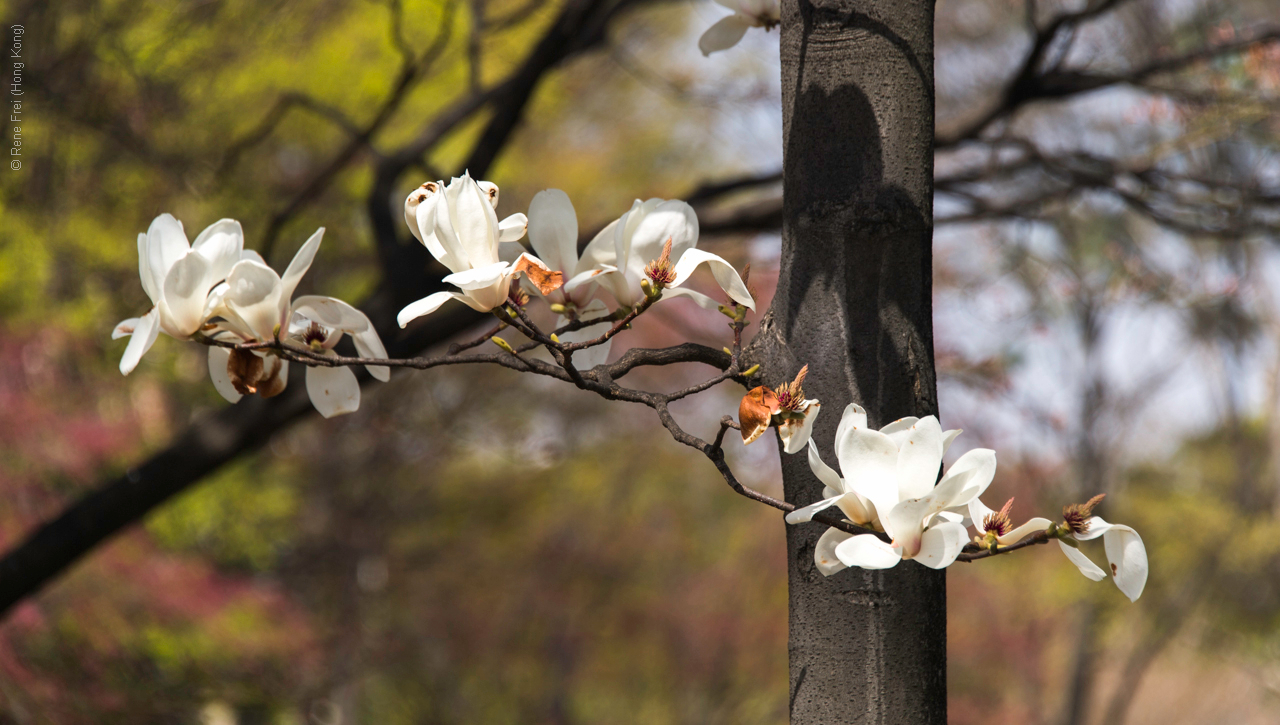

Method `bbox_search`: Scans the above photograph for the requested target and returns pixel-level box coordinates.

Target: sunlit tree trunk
[751,1,942,722]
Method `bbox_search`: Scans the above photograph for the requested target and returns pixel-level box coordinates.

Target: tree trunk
[749,1,941,722]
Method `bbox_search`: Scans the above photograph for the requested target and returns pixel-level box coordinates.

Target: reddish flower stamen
[1063,493,1106,535]
[644,238,676,288]
[507,284,530,308]
[983,497,1016,537]
[301,322,328,347]
[775,365,809,412]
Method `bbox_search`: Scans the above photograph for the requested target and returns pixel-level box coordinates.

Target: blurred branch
[685,170,782,205]
[216,93,364,178]
[258,0,463,262]
[488,0,546,32]
[468,0,485,90]
[939,0,1280,148]
[935,142,1280,236]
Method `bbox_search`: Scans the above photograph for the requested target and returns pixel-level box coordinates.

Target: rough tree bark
[746,1,942,722]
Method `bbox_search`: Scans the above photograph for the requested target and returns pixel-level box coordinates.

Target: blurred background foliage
[2,0,1280,722]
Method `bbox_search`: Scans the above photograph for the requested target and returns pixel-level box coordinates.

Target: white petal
[784,494,845,524]
[1058,540,1107,581]
[698,14,752,56]
[397,291,464,327]
[574,220,619,275]
[806,440,844,492]
[146,213,190,284]
[1101,523,1148,602]
[834,403,868,448]
[967,497,995,534]
[836,427,901,520]
[118,308,161,375]
[882,498,933,556]
[942,428,962,456]
[191,219,245,282]
[351,326,390,382]
[998,517,1053,545]
[240,249,266,265]
[835,493,876,527]
[834,534,902,570]
[161,253,214,336]
[306,364,361,418]
[443,261,512,290]
[1074,516,1113,542]
[497,213,529,243]
[415,191,460,269]
[224,259,284,341]
[670,248,754,309]
[292,295,370,333]
[935,448,997,508]
[112,317,142,340]
[895,416,944,500]
[279,227,324,308]
[613,198,649,271]
[563,265,615,295]
[453,174,500,267]
[779,401,820,454]
[207,346,243,403]
[814,527,853,576]
[137,233,159,304]
[628,200,698,274]
[527,189,579,273]
[912,521,967,569]
[879,416,919,448]
[934,510,965,524]
[661,286,722,310]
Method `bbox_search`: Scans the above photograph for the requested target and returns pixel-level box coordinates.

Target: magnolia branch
[197,292,1100,554]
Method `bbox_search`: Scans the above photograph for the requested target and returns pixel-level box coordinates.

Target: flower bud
[493,338,515,353]
[742,364,760,377]
[548,303,567,315]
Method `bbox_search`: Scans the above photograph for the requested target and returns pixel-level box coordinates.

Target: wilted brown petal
[258,357,288,398]
[227,348,264,396]
[513,256,564,295]
[739,386,780,444]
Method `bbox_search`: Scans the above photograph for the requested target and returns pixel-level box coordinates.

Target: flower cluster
[698,0,781,56]
[396,173,755,347]
[114,175,755,418]
[767,402,1147,600]
[113,216,388,418]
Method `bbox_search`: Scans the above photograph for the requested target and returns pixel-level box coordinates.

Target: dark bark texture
[749,1,942,722]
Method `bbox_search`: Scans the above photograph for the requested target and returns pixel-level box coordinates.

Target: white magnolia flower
[1055,495,1149,602]
[563,198,754,311]
[785,404,978,574]
[698,0,781,56]
[113,214,250,375]
[525,189,618,369]
[205,228,390,418]
[398,173,562,327]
